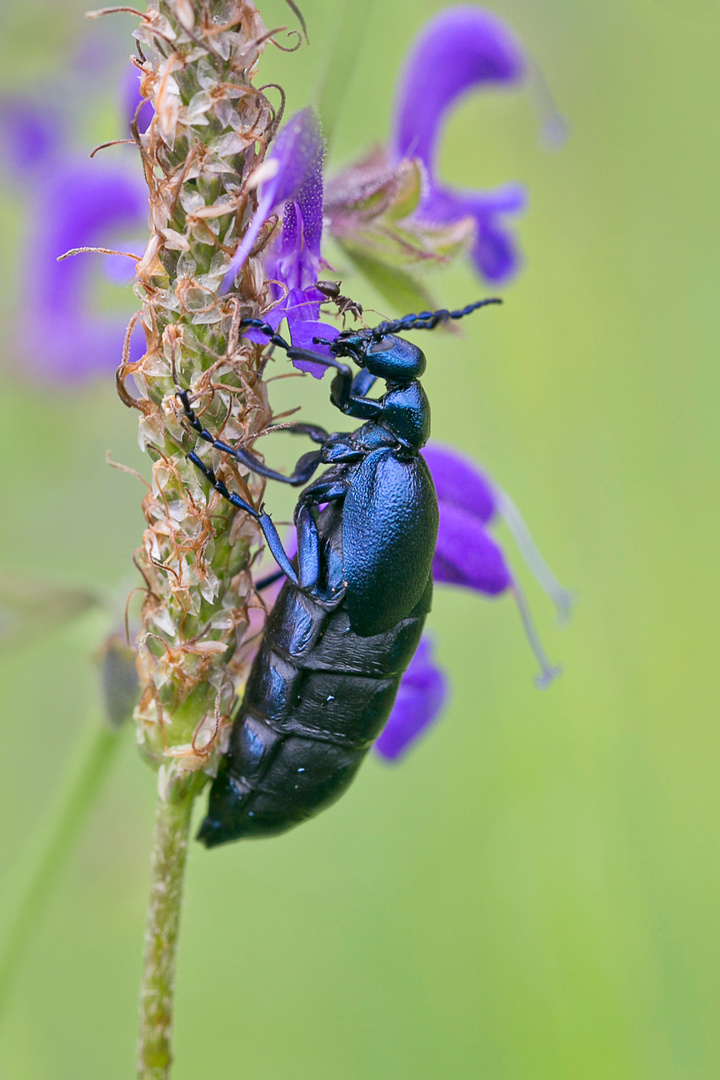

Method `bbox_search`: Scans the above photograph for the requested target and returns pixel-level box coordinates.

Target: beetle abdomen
[197,576,431,847]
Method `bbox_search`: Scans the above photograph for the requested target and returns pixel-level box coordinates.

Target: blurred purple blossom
[375,637,448,761]
[1,7,540,383]
[24,164,146,380]
[393,5,527,283]
[122,64,153,135]
[0,99,62,173]
[0,66,147,382]
[425,443,511,595]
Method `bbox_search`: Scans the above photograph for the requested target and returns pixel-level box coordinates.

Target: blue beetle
[178,299,500,845]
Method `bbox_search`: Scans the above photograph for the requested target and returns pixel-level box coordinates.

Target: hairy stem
[0,720,125,1022]
[136,778,197,1080]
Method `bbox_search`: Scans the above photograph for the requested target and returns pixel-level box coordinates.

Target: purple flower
[0,99,62,173]
[222,107,324,291]
[392,5,527,283]
[21,163,147,380]
[1,67,148,382]
[229,107,340,375]
[425,443,510,594]
[425,443,570,688]
[375,637,448,762]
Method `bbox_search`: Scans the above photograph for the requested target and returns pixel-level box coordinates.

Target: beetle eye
[367,337,396,354]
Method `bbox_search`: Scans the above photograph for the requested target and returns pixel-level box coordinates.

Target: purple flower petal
[23,313,146,382]
[276,173,324,273]
[393,6,525,171]
[391,6,527,284]
[424,182,526,283]
[254,113,337,377]
[268,198,324,293]
[0,98,61,173]
[285,318,340,377]
[433,501,512,595]
[246,283,338,376]
[423,443,498,524]
[222,107,324,291]
[374,637,449,761]
[267,108,325,209]
[21,162,147,380]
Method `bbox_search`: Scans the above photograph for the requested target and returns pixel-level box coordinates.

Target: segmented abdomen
[198,578,430,846]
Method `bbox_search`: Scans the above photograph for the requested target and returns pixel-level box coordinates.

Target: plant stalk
[136,779,196,1080]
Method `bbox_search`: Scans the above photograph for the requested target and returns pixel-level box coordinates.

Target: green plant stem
[136,781,196,1080]
[0,720,125,1021]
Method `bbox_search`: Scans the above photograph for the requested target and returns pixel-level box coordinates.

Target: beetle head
[361,335,426,382]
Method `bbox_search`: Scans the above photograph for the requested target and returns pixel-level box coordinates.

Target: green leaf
[340,246,437,314]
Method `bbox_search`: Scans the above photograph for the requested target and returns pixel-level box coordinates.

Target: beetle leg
[269,421,329,444]
[238,318,293,352]
[342,395,383,421]
[178,390,324,486]
[296,504,320,590]
[332,368,381,420]
[229,446,324,486]
[253,498,341,595]
[321,440,364,465]
[254,568,285,592]
[296,478,349,509]
[236,318,382,418]
[351,369,377,397]
[295,482,350,596]
[238,324,356,399]
[187,452,298,585]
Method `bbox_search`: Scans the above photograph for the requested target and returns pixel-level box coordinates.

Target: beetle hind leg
[187,452,298,585]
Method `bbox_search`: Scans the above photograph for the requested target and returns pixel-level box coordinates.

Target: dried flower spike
[121,1,284,791]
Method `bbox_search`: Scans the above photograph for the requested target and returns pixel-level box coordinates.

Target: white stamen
[510,583,562,690]
[494,486,575,624]
[527,56,570,150]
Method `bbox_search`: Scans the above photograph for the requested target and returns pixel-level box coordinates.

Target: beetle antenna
[370,298,502,338]
[509,582,563,689]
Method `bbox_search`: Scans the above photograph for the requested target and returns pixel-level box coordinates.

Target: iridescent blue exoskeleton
[178,299,500,846]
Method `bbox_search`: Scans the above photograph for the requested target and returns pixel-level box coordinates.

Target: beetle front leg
[272,421,330,444]
[296,477,350,509]
[178,390,325,487]
[228,445,323,487]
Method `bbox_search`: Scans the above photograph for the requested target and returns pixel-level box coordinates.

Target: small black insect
[179,299,500,846]
[315,279,364,323]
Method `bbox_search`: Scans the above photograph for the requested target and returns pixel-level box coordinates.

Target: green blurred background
[1,0,719,1076]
